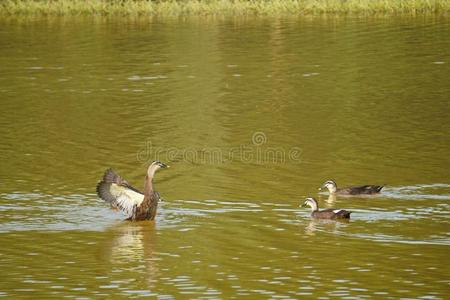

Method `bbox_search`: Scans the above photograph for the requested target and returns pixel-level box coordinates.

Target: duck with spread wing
[96,161,168,221]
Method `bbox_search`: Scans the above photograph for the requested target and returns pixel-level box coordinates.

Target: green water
[0,16,449,299]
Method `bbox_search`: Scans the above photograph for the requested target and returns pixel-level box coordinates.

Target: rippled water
[0,16,449,299]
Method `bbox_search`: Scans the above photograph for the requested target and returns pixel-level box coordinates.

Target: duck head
[301,197,318,212]
[319,180,337,193]
[147,160,169,177]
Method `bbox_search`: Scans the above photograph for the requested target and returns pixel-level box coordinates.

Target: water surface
[0,16,449,299]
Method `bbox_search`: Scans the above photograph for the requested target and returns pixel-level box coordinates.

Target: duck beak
[159,162,169,169]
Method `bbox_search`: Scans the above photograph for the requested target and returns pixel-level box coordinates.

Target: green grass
[1,0,450,16]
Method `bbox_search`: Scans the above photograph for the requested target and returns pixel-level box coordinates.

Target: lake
[0,15,449,299]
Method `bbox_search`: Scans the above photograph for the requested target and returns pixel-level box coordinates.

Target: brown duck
[96,161,168,221]
[301,197,352,219]
[319,180,383,195]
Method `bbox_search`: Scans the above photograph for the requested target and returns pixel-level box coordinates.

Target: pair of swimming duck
[301,180,383,220]
[96,161,383,221]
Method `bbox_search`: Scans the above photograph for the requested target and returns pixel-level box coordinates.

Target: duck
[301,197,352,219]
[96,161,168,221]
[319,180,383,195]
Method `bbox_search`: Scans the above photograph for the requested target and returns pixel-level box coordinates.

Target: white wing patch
[109,183,145,217]
[333,209,344,214]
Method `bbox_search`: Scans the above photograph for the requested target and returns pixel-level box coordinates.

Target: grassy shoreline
[1,0,450,16]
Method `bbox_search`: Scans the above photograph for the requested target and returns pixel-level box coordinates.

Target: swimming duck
[96,161,168,221]
[319,180,383,195]
[301,197,352,219]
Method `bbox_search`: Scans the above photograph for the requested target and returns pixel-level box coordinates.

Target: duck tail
[376,185,384,192]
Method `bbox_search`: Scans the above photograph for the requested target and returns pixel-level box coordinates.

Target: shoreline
[1,0,450,16]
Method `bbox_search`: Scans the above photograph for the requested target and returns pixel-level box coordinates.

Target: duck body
[336,185,383,195]
[321,180,383,195]
[96,161,168,221]
[302,197,351,220]
[311,208,352,219]
[130,191,159,221]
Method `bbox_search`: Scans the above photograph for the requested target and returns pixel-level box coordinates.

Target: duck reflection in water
[304,218,350,236]
[325,193,337,205]
[99,221,159,289]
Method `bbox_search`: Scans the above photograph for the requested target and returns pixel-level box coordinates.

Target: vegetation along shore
[1,0,450,16]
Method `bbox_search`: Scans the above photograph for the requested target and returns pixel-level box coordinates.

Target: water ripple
[382,184,450,200]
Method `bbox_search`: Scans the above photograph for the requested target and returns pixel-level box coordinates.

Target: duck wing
[313,209,351,219]
[312,209,336,219]
[332,209,352,219]
[347,185,383,195]
[96,168,145,217]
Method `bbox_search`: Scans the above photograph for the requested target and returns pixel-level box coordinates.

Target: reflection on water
[99,222,159,292]
[383,183,450,200]
[325,194,337,205]
[0,15,449,299]
[304,218,350,236]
